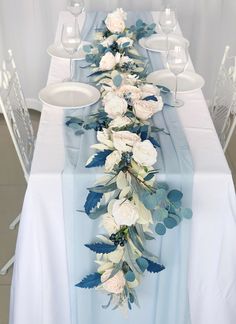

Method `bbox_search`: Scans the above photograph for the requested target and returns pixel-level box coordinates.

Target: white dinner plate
[39,82,100,109]
[47,41,91,60]
[139,34,189,53]
[146,69,205,93]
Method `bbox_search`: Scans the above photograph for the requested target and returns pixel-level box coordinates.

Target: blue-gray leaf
[167,190,183,202]
[180,208,193,219]
[113,74,122,87]
[145,259,165,273]
[125,271,135,282]
[136,257,149,272]
[155,223,166,235]
[164,216,178,229]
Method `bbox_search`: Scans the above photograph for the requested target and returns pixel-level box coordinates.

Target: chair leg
[0,256,15,275]
[9,213,21,230]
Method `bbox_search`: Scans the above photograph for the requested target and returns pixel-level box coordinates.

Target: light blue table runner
[63,11,193,324]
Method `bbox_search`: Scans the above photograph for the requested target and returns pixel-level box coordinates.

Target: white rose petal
[101,269,125,294]
[103,92,127,119]
[134,98,163,120]
[112,130,141,152]
[133,140,157,167]
[102,213,120,235]
[104,150,121,173]
[112,198,139,226]
[99,52,117,71]
[105,9,126,34]
[140,84,160,98]
[117,84,142,101]
[109,116,132,129]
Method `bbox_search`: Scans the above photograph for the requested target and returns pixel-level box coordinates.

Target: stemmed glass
[61,22,81,81]
[167,45,189,108]
[159,8,177,52]
[67,0,85,24]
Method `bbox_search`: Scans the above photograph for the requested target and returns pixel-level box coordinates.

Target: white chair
[0,50,36,275]
[209,46,236,152]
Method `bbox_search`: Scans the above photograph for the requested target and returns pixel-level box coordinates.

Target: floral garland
[66,9,192,311]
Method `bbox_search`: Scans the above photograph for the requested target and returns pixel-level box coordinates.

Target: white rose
[116,37,133,47]
[104,150,121,172]
[101,35,117,47]
[140,84,160,98]
[109,116,132,129]
[133,140,157,166]
[117,84,142,101]
[105,9,127,34]
[103,92,127,119]
[112,198,139,226]
[99,52,117,71]
[97,128,110,144]
[101,269,125,294]
[102,213,120,235]
[112,130,141,152]
[133,98,163,120]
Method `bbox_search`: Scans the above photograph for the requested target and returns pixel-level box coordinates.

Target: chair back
[210,46,236,151]
[0,50,34,180]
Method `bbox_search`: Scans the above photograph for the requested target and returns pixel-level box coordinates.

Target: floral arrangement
[66,9,192,311]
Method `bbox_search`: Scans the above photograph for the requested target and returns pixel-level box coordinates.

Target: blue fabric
[63,11,193,324]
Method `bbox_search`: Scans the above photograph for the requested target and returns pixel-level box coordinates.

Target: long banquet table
[10,11,236,324]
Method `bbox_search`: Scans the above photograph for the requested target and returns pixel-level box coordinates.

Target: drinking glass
[167,45,189,107]
[67,0,85,24]
[159,8,177,52]
[61,22,81,81]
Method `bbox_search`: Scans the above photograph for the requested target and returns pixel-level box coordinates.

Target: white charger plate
[139,34,189,53]
[47,41,91,60]
[39,82,100,109]
[146,69,205,93]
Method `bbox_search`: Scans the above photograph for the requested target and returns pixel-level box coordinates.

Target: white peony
[140,84,160,98]
[101,269,125,294]
[133,98,163,120]
[112,130,141,152]
[117,84,142,101]
[105,9,127,34]
[109,116,132,129]
[101,213,120,235]
[112,198,139,226]
[99,52,117,71]
[104,150,121,172]
[116,37,133,47]
[103,92,127,119]
[133,140,157,166]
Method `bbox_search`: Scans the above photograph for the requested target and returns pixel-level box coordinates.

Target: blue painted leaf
[136,257,149,272]
[125,271,135,282]
[83,45,92,53]
[84,191,103,214]
[148,136,160,148]
[145,259,165,273]
[153,208,168,222]
[85,242,117,254]
[144,173,155,181]
[87,205,107,220]
[167,190,183,202]
[143,95,158,101]
[113,74,122,87]
[86,150,113,168]
[76,272,101,289]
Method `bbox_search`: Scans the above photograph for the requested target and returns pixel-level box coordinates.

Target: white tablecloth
[10,11,236,324]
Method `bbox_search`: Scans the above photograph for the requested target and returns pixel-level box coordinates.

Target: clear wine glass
[159,8,177,52]
[67,0,85,24]
[61,22,81,81]
[167,45,189,108]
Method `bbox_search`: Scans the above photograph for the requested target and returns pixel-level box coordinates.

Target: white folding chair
[0,50,36,275]
[209,46,236,152]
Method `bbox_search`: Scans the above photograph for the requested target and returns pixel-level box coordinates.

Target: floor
[0,111,235,324]
[0,111,40,324]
